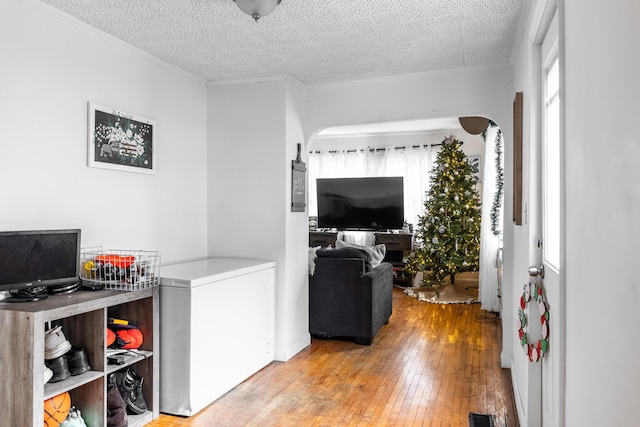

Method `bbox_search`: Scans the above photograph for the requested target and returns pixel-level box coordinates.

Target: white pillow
[335,239,386,268]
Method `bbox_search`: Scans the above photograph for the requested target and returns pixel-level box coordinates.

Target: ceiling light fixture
[233,0,282,22]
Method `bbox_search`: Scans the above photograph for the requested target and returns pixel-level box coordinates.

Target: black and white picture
[88,103,156,174]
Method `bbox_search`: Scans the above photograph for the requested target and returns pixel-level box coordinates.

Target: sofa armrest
[363,261,393,282]
[360,262,393,343]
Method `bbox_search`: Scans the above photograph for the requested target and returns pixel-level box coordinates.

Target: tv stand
[374,233,414,287]
[309,231,338,247]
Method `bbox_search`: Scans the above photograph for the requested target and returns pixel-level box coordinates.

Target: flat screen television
[316,177,404,230]
[0,229,81,302]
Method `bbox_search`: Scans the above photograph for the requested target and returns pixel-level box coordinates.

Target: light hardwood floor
[147,286,518,427]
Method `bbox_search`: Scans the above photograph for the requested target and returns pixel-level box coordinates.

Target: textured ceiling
[37,0,526,86]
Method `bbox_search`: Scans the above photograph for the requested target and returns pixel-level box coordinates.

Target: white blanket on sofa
[308,246,320,276]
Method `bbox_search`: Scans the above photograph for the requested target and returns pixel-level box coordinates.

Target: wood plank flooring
[147,286,518,427]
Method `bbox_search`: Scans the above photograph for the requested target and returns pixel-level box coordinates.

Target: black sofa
[309,248,393,345]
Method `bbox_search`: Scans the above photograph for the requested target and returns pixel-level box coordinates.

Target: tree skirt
[404,272,479,304]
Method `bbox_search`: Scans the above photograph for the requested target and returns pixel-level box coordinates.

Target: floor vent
[469,412,495,427]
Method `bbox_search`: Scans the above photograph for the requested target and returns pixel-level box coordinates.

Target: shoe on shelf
[45,325,72,360]
[113,368,148,415]
[45,355,71,383]
[59,406,87,427]
[65,348,91,376]
[44,365,53,384]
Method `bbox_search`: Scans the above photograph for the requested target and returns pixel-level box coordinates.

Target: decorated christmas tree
[407,135,481,287]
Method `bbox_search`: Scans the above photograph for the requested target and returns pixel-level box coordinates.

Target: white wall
[207,78,311,361]
[0,0,208,263]
[305,67,514,141]
[284,81,313,360]
[563,1,640,425]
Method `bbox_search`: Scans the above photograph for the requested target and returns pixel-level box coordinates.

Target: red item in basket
[95,254,135,268]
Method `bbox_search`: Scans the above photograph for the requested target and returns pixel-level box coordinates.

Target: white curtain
[308,146,437,229]
[479,126,503,312]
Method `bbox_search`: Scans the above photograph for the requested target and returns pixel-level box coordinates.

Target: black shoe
[45,355,71,382]
[114,368,148,415]
[65,348,91,376]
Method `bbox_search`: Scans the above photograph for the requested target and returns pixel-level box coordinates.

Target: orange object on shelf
[95,254,135,268]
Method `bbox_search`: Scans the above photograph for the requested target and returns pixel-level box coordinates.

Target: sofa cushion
[335,239,386,268]
[316,247,372,271]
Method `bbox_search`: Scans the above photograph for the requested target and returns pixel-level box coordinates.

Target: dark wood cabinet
[309,231,338,248]
[374,233,414,287]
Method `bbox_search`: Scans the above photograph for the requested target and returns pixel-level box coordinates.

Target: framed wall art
[88,102,156,174]
[291,143,306,212]
[513,92,523,225]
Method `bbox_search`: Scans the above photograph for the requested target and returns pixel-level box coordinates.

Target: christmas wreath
[517,282,549,362]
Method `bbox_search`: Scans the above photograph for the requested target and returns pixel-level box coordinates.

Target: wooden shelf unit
[0,287,159,427]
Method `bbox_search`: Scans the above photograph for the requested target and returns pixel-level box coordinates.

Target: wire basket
[80,247,160,291]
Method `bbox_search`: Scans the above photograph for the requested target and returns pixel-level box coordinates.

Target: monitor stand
[4,287,49,303]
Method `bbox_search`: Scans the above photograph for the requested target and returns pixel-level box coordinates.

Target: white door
[534,9,564,427]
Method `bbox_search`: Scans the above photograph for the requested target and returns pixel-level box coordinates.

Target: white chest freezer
[159,257,276,416]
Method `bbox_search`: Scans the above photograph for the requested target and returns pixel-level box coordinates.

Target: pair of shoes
[44,365,53,384]
[45,355,71,383]
[45,325,72,360]
[59,406,87,427]
[65,348,91,376]
[45,348,91,382]
[112,368,148,415]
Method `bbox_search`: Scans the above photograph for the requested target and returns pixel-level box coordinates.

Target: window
[543,56,560,268]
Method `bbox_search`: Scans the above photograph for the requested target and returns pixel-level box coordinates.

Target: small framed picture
[291,143,306,212]
[88,102,156,174]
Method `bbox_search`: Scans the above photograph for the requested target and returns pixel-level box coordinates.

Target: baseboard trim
[508,356,526,427]
[275,333,311,362]
[501,352,511,369]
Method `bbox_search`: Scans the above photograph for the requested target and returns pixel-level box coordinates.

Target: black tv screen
[316,177,404,230]
[0,229,81,292]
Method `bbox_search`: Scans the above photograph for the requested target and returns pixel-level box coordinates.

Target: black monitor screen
[0,229,81,291]
[317,177,404,230]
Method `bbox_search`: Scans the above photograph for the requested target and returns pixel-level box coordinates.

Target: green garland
[482,121,504,236]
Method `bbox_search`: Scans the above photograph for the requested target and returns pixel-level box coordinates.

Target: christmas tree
[407,135,481,287]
